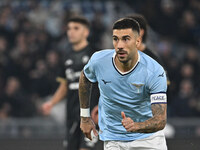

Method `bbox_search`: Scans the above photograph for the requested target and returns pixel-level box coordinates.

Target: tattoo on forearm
[79,71,92,108]
[135,104,167,133]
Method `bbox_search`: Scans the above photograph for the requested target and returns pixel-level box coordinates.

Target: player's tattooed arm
[122,104,167,133]
[79,71,98,140]
[137,103,167,133]
[79,71,92,109]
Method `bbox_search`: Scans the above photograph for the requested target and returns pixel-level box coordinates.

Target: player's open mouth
[117,52,127,57]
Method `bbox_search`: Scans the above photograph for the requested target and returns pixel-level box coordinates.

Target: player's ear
[140,29,144,39]
[84,28,90,38]
[136,36,141,48]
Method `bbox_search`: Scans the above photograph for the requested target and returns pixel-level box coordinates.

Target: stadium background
[0,0,200,149]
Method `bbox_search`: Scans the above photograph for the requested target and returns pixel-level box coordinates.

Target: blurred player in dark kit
[42,16,102,150]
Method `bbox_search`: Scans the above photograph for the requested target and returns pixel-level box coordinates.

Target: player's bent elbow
[158,118,167,131]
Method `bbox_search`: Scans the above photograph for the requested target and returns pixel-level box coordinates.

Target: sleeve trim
[83,70,97,83]
[150,91,166,95]
[151,102,167,105]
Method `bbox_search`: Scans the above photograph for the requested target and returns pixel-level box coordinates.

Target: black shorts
[64,121,103,150]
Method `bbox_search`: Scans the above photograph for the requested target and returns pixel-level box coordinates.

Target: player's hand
[41,101,53,115]
[121,111,136,132]
[80,117,98,140]
[91,105,98,125]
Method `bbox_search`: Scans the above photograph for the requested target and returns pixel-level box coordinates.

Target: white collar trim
[112,51,140,75]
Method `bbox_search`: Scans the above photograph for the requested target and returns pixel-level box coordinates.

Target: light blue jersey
[83,49,167,141]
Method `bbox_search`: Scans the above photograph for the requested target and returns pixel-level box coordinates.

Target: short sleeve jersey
[83,49,167,141]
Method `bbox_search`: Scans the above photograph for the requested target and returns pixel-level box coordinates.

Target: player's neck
[138,43,146,52]
[115,52,138,73]
[73,40,88,51]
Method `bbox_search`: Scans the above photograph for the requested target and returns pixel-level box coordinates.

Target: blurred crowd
[0,0,200,119]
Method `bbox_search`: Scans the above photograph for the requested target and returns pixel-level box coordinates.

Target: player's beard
[116,50,129,64]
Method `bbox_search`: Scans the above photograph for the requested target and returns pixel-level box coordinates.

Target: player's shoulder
[90,49,115,61]
[139,51,164,73]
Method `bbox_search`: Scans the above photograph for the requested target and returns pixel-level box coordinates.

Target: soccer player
[41,16,102,150]
[79,18,168,150]
[91,14,170,126]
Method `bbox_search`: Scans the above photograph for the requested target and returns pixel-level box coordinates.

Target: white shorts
[104,130,167,150]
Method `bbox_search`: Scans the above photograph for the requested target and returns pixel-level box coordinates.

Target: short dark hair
[112,18,140,35]
[126,14,148,42]
[67,16,90,29]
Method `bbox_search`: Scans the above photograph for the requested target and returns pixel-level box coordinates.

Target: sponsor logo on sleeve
[158,72,164,77]
[82,55,89,64]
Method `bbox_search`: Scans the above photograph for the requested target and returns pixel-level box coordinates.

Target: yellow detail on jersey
[56,77,66,83]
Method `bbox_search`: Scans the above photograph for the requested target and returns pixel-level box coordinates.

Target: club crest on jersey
[132,83,144,93]
[82,55,89,64]
[65,59,73,66]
